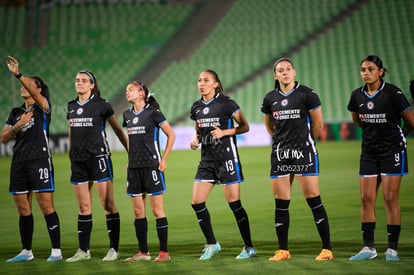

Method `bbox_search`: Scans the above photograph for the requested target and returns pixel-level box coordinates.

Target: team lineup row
[2,55,414,263]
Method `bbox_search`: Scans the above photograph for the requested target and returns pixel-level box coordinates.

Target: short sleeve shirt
[261,82,321,151]
[122,104,167,168]
[6,101,52,162]
[67,94,114,160]
[190,93,241,161]
[347,81,410,154]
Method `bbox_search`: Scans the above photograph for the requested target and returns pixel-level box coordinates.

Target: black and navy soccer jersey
[6,101,51,162]
[261,82,321,151]
[122,104,167,168]
[347,81,411,154]
[190,93,241,161]
[67,94,114,161]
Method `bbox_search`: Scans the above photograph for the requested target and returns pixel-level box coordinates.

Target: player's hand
[210,126,223,139]
[6,56,20,75]
[159,159,167,172]
[19,110,34,126]
[190,137,199,150]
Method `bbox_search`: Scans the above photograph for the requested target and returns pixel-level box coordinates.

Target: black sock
[361,222,375,248]
[78,214,92,252]
[229,200,253,247]
[192,202,216,244]
[106,213,120,251]
[134,218,148,253]
[387,224,400,251]
[19,214,34,250]
[306,196,331,250]
[156,217,168,252]
[275,199,290,250]
[45,211,61,249]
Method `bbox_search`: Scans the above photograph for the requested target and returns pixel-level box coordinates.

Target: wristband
[15,73,22,79]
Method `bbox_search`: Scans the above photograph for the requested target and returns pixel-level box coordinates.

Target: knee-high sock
[229,200,253,247]
[361,222,375,248]
[275,199,290,250]
[78,214,92,252]
[134,218,148,253]
[45,211,60,249]
[306,196,331,250]
[156,217,168,252]
[387,224,400,250]
[192,202,216,244]
[106,213,120,251]
[19,214,34,251]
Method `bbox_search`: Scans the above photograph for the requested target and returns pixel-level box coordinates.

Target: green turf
[0,140,413,274]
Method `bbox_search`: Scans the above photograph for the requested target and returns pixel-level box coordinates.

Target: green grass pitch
[0,140,413,274]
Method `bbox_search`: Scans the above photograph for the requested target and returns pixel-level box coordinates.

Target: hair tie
[79,69,95,84]
[134,81,145,91]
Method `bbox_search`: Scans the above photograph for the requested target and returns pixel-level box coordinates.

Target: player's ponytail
[274,80,280,90]
[204,69,224,95]
[134,81,160,110]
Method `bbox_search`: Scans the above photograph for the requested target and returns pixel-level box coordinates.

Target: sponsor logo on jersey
[127,126,146,135]
[272,109,301,120]
[69,117,94,127]
[196,117,220,128]
[358,113,387,123]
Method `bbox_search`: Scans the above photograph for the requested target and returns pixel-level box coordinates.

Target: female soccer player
[261,58,333,261]
[66,69,128,262]
[122,81,175,262]
[2,56,62,262]
[347,55,414,261]
[190,70,256,260]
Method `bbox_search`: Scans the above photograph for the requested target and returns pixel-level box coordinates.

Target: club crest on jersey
[366,101,374,110]
[203,107,210,115]
[76,108,84,115]
[281,99,288,106]
[133,117,139,124]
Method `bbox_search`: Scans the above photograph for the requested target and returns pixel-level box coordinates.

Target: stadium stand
[1,0,413,133]
[0,2,193,133]
[154,0,413,125]
[149,0,360,124]
[291,0,414,122]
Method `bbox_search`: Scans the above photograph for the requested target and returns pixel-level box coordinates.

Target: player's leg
[96,179,120,261]
[382,175,402,261]
[66,183,93,262]
[224,183,256,259]
[35,192,62,261]
[6,193,34,262]
[349,176,379,261]
[150,194,170,262]
[298,175,333,260]
[192,181,215,242]
[269,175,292,261]
[192,181,220,260]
